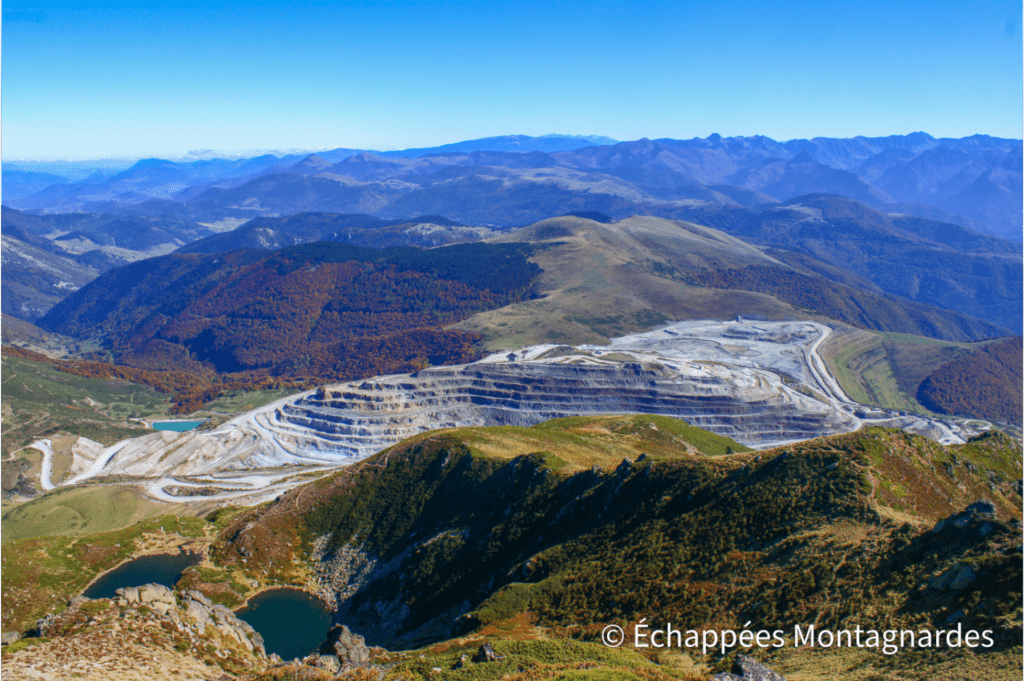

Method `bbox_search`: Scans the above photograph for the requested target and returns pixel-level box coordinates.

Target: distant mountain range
[5,132,1020,241]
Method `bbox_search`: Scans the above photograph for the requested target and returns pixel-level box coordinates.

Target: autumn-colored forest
[33,241,539,412]
[917,337,1023,425]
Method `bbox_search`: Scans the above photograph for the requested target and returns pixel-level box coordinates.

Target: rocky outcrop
[711,654,787,681]
[318,624,370,667]
[932,499,999,536]
[12,585,266,679]
[472,642,501,663]
[111,583,266,656]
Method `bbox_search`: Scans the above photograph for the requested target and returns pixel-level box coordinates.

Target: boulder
[319,624,370,667]
[711,655,786,681]
[1,631,22,646]
[180,592,213,631]
[966,500,996,517]
[137,583,175,605]
[115,586,140,605]
[472,642,500,663]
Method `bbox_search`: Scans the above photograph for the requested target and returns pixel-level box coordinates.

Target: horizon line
[4,131,1021,165]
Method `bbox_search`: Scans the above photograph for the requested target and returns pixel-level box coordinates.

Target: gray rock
[1,631,22,645]
[67,595,90,609]
[931,563,977,591]
[933,501,1003,534]
[115,586,140,605]
[966,500,996,517]
[949,565,977,590]
[308,654,341,673]
[945,609,966,625]
[137,583,175,605]
[472,642,500,663]
[33,614,55,637]
[183,589,213,607]
[711,655,786,681]
[320,624,370,667]
[211,604,236,624]
[180,590,217,630]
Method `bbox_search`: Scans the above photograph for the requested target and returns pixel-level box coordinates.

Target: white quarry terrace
[34,320,981,504]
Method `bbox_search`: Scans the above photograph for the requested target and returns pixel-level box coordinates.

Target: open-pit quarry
[30,319,981,503]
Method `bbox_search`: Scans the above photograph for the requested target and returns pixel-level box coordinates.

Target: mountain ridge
[8,132,1020,240]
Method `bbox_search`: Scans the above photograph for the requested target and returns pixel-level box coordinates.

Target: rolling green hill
[455,215,1008,350]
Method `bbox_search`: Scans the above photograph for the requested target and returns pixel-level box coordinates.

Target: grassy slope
[428,414,751,472]
[819,327,970,414]
[819,327,1020,424]
[199,387,300,414]
[1,484,196,542]
[454,216,806,349]
[454,215,1004,351]
[1,354,166,459]
[1,514,210,633]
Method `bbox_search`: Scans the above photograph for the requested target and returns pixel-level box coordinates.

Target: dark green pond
[82,553,201,599]
[235,588,334,660]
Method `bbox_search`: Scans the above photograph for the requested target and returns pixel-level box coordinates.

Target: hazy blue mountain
[6,132,1020,239]
[656,195,1022,331]
[1,224,100,321]
[2,170,71,201]
[177,212,489,254]
[379,133,618,157]
[727,151,894,207]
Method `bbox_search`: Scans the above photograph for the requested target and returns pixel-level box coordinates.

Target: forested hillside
[36,242,541,406]
[918,337,1024,424]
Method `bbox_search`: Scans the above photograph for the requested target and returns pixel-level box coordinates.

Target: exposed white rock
[42,320,980,503]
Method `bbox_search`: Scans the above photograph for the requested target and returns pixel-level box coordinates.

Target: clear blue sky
[3,0,1021,160]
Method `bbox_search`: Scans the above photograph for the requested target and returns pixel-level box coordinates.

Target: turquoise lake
[152,421,204,431]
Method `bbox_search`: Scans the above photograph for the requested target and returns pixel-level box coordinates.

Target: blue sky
[3,0,1021,160]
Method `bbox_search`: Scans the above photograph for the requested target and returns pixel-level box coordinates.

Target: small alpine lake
[82,552,202,599]
[234,588,334,661]
[152,420,205,432]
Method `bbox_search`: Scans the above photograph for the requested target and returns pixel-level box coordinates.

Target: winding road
[29,439,55,491]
